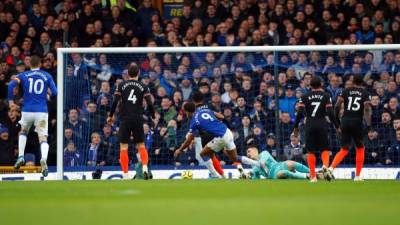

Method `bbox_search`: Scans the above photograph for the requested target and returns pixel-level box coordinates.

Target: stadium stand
[0,0,399,169]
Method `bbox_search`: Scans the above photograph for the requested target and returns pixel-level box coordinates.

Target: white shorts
[206,129,236,152]
[19,112,48,136]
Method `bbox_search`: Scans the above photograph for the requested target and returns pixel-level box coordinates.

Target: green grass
[0,180,399,225]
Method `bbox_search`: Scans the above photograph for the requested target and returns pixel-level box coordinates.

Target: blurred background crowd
[0,0,399,169]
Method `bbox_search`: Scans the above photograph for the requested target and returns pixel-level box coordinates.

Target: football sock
[293,162,310,173]
[238,155,260,167]
[283,170,307,179]
[18,133,27,158]
[202,155,220,178]
[119,150,129,174]
[330,148,349,169]
[355,146,365,177]
[307,153,316,179]
[138,146,148,166]
[40,142,49,161]
[194,137,204,165]
[211,155,224,176]
[321,150,330,168]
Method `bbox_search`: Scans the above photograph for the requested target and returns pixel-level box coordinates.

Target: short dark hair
[310,76,322,88]
[192,91,204,103]
[30,55,41,68]
[183,102,196,113]
[353,74,363,85]
[128,63,139,77]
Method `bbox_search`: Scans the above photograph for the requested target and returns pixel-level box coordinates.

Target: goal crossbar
[56,44,400,180]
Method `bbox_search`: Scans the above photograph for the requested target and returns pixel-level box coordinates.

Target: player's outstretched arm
[174,133,194,158]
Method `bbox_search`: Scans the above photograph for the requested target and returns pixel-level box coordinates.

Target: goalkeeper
[240,146,323,180]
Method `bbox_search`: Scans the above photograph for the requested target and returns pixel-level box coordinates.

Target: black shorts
[304,120,329,152]
[341,118,364,147]
[118,118,144,144]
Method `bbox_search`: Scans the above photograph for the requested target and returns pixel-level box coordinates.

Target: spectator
[6,46,23,66]
[386,128,400,165]
[235,115,252,155]
[365,128,383,165]
[265,133,279,159]
[283,133,305,164]
[101,124,118,166]
[143,123,153,154]
[377,110,394,148]
[87,132,107,167]
[138,0,160,39]
[159,69,177,97]
[158,97,177,124]
[152,125,169,165]
[81,102,102,133]
[356,16,375,44]
[279,85,297,120]
[0,105,20,145]
[64,141,81,167]
[179,76,193,101]
[65,108,89,146]
[385,97,400,118]
[96,54,112,82]
[326,74,342,103]
[370,94,384,126]
[0,127,15,166]
[233,96,250,118]
[279,112,294,146]
[34,32,51,57]
[249,98,268,127]
[223,107,240,130]
[246,123,267,152]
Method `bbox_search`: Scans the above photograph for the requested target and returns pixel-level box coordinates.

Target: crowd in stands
[0,0,399,168]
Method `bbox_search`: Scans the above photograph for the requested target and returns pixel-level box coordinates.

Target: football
[181,171,193,179]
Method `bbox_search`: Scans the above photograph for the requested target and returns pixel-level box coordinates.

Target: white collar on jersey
[31,68,40,71]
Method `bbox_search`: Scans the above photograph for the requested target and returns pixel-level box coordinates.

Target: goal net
[55,45,400,180]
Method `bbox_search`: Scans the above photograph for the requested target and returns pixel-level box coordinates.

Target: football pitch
[0,180,399,225]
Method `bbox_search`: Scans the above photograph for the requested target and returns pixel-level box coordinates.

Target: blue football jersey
[189,105,227,138]
[17,69,57,113]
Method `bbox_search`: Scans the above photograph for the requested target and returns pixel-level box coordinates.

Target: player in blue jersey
[8,55,58,177]
[175,92,246,178]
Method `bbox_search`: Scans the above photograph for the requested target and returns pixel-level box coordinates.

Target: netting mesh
[62,49,400,170]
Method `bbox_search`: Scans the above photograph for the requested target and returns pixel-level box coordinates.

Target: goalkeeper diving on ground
[239,146,326,180]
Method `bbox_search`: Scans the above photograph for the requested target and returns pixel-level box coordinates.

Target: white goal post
[56,44,400,180]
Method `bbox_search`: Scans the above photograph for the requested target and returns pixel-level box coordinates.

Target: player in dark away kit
[293,76,339,182]
[108,63,155,180]
[327,75,372,181]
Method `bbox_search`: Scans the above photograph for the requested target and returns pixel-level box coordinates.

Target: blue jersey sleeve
[7,79,18,101]
[8,73,25,101]
[188,116,198,134]
[47,74,58,97]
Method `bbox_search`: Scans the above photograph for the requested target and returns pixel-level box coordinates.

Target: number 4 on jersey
[128,89,137,104]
